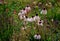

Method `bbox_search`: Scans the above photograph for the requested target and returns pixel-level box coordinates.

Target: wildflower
[41,8,47,14]
[38,20,44,26]
[25,5,31,13]
[34,34,41,39]
[34,14,40,21]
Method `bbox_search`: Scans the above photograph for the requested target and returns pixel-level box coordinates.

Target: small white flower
[22,10,27,15]
[34,16,40,21]
[19,15,25,20]
[25,6,31,12]
[24,17,34,22]
[38,20,44,26]
[34,34,41,39]
[41,9,47,14]
[20,9,27,15]
[18,9,27,20]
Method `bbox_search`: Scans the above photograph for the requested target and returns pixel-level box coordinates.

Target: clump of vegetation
[0,0,60,41]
